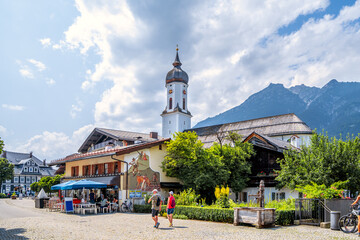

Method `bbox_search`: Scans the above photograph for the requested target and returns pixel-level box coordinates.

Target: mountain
[193,79,360,137]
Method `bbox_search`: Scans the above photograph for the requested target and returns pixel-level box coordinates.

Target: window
[32,161,35,165]
[29,167,33,172]
[169,120,171,124]
[104,163,109,174]
[114,162,118,173]
[184,121,186,125]
[84,165,89,176]
[71,166,79,177]
[20,177,25,183]
[34,167,38,172]
[26,177,30,183]
[5,179,11,183]
[159,144,162,150]
[95,165,99,175]
[14,177,18,183]
[169,98,173,109]
[32,177,36,183]
[27,161,31,165]
[183,98,185,109]
[24,167,28,172]
[6,186,10,192]
[272,192,286,201]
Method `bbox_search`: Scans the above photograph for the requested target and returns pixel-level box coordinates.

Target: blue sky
[1,0,360,160]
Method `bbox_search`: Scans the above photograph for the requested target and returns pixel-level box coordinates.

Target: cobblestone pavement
[0,199,357,240]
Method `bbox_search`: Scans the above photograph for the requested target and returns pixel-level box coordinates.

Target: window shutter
[108,163,113,173]
[82,166,85,176]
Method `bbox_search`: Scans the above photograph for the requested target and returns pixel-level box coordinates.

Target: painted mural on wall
[126,151,160,193]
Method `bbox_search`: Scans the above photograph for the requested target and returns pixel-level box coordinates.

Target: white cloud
[39,38,51,47]
[28,59,46,72]
[19,68,34,79]
[2,104,25,111]
[53,0,360,133]
[0,125,6,136]
[46,78,56,85]
[70,99,83,119]
[14,124,94,160]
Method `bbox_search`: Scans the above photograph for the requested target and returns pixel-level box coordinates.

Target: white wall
[235,187,299,204]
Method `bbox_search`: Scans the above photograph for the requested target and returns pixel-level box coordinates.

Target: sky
[1,0,360,161]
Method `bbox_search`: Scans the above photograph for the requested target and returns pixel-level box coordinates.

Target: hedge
[133,204,294,226]
[274,210,295,225]
[133,204,152,213]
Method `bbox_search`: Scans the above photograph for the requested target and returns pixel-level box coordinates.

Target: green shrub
[174,189,199,206]
[0,193,7,198]
[173,214,188,220]
[275,210,295,225]
[265,198,295,210]
[160,205,233,223]
[295,181,348,199]
[133,204,152,213]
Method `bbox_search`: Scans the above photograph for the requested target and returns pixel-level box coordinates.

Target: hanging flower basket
[257,171,266,176]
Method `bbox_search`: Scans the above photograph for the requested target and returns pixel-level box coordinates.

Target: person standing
[148,189,162,228]
[351,194,360,236]
[166,191,176,227]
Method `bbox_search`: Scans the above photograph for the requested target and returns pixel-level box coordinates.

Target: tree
[31,174,62,194]
[162,131,229,203]
[0,138,14,188]
[211,132,254,193]
[162,131,255,203]
[276,131,360,193]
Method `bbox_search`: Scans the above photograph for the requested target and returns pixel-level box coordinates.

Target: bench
[82,208,97,214]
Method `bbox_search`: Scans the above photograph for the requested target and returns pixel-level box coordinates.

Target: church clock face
[183,90,186,94]
[169,89,173,94]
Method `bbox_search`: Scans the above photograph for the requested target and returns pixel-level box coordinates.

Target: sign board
[64,197,74,213]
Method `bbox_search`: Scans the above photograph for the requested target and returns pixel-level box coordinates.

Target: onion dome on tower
[165,47,189,85]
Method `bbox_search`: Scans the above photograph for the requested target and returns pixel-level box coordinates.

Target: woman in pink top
[166,191,176,227]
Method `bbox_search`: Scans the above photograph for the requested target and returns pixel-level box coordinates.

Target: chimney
[43,159,46,166]
[150,132,158,139]
[30,151,33,158]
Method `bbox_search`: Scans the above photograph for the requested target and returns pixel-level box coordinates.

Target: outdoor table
[109,203,118,213]
[74,203,97,215]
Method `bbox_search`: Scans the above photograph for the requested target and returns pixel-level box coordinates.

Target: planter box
[234,207,275,228]
[11,196,17,200]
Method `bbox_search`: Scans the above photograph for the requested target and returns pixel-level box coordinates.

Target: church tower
[161,47,192,138]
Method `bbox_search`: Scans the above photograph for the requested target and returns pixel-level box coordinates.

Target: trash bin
[330,211,341,230]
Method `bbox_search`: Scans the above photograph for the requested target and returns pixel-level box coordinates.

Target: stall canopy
[51,180,76,190]
[62,179,107,190]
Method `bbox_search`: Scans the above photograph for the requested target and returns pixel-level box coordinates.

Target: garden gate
[295,198,324,226]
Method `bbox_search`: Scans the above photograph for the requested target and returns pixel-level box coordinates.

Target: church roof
[165,49,189,85]
[187,113,312,148]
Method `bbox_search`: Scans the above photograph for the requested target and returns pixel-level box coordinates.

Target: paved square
[0,199,356,239]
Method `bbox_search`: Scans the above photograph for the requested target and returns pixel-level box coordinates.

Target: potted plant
[11,192,17,200]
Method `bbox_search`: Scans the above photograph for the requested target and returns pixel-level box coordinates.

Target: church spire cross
[173,44,181,67]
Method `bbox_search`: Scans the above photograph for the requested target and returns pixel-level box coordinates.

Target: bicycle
[339,205,359,233]
[120,199,133,212]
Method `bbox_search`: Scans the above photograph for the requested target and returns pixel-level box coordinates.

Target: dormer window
[29,167,33,172]
[32,161,35,165]
[34,167,38,172]
[24,167,28,172]
[27,161,30,165]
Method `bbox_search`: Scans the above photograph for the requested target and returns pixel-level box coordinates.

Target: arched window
[169,98,173,109]
[183,98,185,109]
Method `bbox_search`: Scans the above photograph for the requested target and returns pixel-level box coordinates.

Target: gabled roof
[78,128,162,153]
[243,132,291,152]
[1,151,43,166]
[49,138,170,165]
